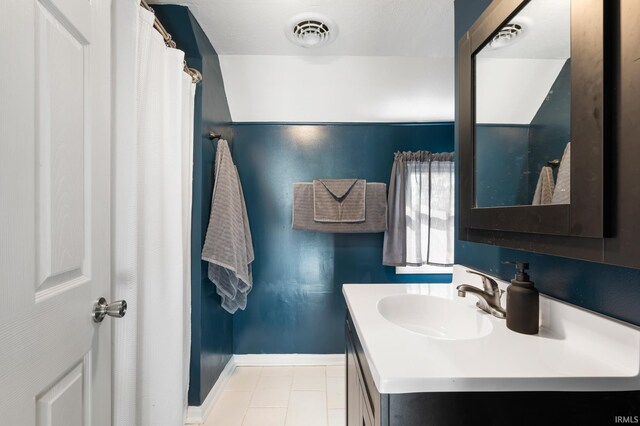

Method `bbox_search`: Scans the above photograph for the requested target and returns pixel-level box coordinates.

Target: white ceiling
[151,0,456,122]
[153,0,455,57]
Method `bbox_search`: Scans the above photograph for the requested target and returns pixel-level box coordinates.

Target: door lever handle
[93,297,127,323]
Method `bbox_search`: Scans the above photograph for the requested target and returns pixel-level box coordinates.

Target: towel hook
[209,131,221,140]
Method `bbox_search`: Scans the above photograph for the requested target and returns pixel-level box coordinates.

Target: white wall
[475,58,566,125]
[219,55,454,122]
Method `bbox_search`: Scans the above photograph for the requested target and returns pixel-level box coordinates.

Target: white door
[0,0,112,424]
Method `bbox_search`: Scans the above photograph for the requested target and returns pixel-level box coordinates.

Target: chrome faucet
[456,270,506,319]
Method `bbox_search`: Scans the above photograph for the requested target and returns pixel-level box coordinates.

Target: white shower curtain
[113,2,195,425]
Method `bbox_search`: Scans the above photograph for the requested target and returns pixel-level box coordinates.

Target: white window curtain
[383,151,455,267]
[113,1,195,425]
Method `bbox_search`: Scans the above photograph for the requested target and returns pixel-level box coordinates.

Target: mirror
[459,0,604,238]
[474,0,571,208]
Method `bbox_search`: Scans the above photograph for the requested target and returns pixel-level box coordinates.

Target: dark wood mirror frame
[458,0,606,239]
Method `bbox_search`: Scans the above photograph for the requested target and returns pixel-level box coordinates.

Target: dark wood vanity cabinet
[346,313,384,426]
[345,309,640,426]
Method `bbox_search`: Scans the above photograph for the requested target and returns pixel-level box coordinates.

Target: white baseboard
[234,353,345,366]
[185,357,237,425]
[185,354,344,424]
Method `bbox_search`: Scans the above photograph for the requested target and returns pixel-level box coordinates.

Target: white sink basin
[377,294,493,340]
[345,273,640,393]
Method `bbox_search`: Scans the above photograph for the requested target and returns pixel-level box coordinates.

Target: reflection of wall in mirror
[527,60,571,202]
[473,0,572,208]
[475,125,529,207]
[475,60,570,207]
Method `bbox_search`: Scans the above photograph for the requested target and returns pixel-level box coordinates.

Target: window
[383,151,454,274]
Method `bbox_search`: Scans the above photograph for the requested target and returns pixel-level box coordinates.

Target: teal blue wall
[231,123,455,354]
[475,125,530,207]
[454,0,640,327]
[154,5,234,406]
[154,5,455,401]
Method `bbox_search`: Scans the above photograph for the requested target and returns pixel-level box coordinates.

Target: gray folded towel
[293,182,386,233]
[552,142,571,205]
[532,166,555,205]
[313,179,366,223]
[202,140,254,314]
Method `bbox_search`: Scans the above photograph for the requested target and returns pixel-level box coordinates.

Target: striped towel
[202,140,254,314]
[532,166,555,205]
[552,142,571,204]
[313,179,366,223]
[293,182,387,233]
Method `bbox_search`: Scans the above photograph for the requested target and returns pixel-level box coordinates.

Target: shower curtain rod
[140,0,203,84]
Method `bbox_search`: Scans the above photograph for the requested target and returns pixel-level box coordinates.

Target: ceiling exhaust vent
[490,23,523,49]
[285,13,338,48]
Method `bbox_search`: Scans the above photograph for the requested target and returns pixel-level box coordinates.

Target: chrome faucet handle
[465,270,499,294]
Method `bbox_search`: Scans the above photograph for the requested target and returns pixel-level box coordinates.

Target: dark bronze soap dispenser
[504,262,539,335]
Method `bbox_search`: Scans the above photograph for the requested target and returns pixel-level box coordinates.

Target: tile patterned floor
[202,365,346,426]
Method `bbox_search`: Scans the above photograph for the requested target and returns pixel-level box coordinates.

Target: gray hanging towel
[552,142,571,204]
[313,179,366,223]
[293,182,386,233]
[532,166,555,205]
[201,139,255,314]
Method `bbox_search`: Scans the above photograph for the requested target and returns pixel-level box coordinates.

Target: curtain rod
[140,0,203,84]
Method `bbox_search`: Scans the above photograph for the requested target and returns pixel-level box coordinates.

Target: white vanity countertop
[343,266,640,394]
